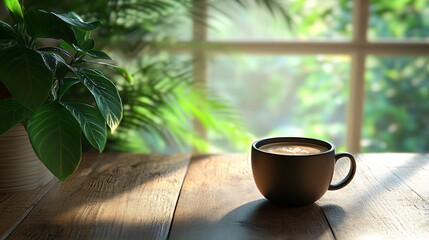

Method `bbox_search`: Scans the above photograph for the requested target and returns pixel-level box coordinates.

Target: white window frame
[186,0,429,152]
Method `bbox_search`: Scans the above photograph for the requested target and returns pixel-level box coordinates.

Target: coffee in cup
[251,137,356,206]
[258,142,328,155]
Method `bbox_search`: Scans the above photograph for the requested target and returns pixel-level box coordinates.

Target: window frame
[186,0,429,152]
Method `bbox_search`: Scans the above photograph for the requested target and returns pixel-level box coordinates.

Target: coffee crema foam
[258,142,328,155]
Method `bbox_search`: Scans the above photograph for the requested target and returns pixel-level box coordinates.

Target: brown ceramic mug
[251,137,356,206]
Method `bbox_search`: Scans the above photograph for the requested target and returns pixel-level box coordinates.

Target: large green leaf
[0,46,53,111]
[0,99,31,135]
[52,12,100,31]
[61,102,107,152]
[24,10,77,44]
[75,68,123,132]
[34,12,100,50]
[4,0,23,22]
[27,102,82,181]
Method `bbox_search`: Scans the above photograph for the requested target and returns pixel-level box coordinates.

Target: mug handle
[328,152,357,190]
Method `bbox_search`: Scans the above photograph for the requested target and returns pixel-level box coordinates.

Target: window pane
[208,55,350,151]
[368,0,429,41]
[208,0,352,40]
[362,57,429,152]
[144,6,192,41]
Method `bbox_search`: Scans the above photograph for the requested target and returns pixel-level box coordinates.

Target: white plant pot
[0,124,54,192]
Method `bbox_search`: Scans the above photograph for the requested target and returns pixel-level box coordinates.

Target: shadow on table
[222,199,344,239]
[170,199,344,240]
[4,153,192,239]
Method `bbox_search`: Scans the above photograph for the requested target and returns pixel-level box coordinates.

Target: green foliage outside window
[12,0,429,153]
[363,57,429,152]
[209,0,429,152]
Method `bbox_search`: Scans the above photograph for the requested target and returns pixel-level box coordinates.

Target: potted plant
[0,0,129,185]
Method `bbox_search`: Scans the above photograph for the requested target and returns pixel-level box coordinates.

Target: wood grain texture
[0,180,56,240]
[6,153,190,240]
[320,153,429,239]
[0,153,102,240]
[5,153,429,240]
[169,154,335,240]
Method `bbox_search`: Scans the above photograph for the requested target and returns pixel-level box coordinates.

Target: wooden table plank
[0,179,56,240]
[4,153,429,240]
[384,154,429,200]
[0,153,105,240]
[169,154,335,240]
[6,153,190,240]
[320,153,429,239]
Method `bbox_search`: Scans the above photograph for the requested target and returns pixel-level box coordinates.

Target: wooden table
[1,153,428,239]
